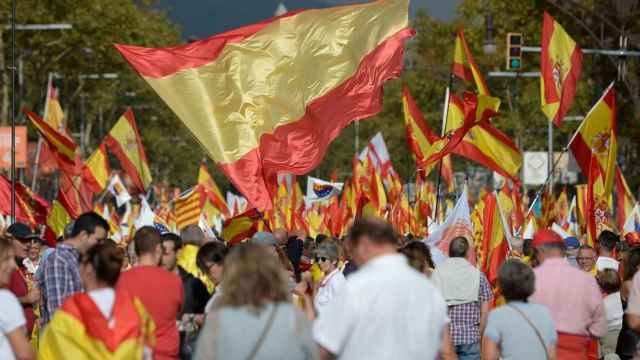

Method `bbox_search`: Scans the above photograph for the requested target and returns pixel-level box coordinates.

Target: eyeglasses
[576,256,596,261]
[315,256,329,263]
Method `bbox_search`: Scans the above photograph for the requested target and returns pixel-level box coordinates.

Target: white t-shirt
[88,288,116,328]
[313,254,448,360]
[0,289,26,360]
[596,256,619,272]
[603,292,623,331]
[314,268,346,315]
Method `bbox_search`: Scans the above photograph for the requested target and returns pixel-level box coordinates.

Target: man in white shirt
[596,231,619,272]
[313,217,449,360]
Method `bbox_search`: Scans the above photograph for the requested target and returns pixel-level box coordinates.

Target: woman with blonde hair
[194,243,319,360]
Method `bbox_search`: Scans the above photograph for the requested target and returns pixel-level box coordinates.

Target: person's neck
[363,245,397,264]
[137,254,158,267]
[85,282,110,292]
[63,239,80,250]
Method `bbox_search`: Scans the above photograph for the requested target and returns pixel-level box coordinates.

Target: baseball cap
[250,232,277,246]
[7,223,38,240]
[531,229,563,249]
[564,236,580,249]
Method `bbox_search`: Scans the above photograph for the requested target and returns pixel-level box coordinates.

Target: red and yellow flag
[0,175,48,230]
[221,208,262,245]
[198,163,228,216]
[174,186,203,231]
[540,11,583,126]
[480,192,509,285]
[569,83,617,197]
[105,109,152,192]
[616,167,636,232]
[44,81,66,132]
[452,30,490,96]
[24,108,79,175]
[43,190,78,245]
[39,291,155,359]
[83,143,110,194]
[115,0,413,211]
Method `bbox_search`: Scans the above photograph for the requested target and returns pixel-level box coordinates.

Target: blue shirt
[38,243,83,326]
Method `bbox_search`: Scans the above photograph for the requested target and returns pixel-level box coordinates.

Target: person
[6,223,40,336]
[577,245,598,274]
[312,242,346,317]
[39,212,109,328]
[194,244,319,360]
[399,240,435,277]
[529,229,607,359]
[483,259,557,360]
[250,232,279,257]
[431,236,493,360]
[313,218,449,360]
[176,225,211,291]
[618,246,640,358]
[0,234,36,360]
[597,230,620,272]
[195,241,228,314]
[117,226,183,360]
[22,238,42,276]
[596,269,623,357]
[565,236,581,268]
[39,243,154,359]
[273,228,288,247]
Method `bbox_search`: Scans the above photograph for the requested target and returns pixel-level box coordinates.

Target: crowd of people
[2,211,640,360]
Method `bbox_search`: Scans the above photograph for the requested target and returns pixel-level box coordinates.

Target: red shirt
[7,267,35,334]
[117,266,183,360]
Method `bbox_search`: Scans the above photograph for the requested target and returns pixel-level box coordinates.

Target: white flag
[108,174,131,207]
[305,176,343,204]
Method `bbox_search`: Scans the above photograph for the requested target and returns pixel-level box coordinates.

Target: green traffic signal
[510,58,521,69]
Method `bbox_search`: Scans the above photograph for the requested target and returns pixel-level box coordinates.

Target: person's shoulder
[0,288,20,308]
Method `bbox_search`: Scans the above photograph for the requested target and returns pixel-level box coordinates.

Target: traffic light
[506,32,523,70]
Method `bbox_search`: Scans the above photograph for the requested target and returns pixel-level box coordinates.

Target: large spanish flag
[105,109,152,192]
[540,11,583,126]
[39,291,155,359]
[115,0,413,211]
[83,143,110,194]
[452,30,490,96]
[445,94,522,183]
[569,82,617,197]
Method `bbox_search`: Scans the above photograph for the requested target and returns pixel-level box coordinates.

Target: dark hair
[134,226,162,256]
[522,238,533,257]
[161,233,182,251]
[624,246,640,281]
[400,241,435,272]
[449,236,469,258]
[196,241,229,274]
[316,234,329,245]
[597,269,621,294]
[498,259,535,302]
[348,217,398,246]
[82,243,123,286]
[598,230,619,252]
[71,212,109,238]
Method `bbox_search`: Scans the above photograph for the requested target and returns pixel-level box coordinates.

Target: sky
[156,0,461,39]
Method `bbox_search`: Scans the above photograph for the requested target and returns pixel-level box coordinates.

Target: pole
[434,73,453,224]
[548,120,553,195]
[32,73,53,191]
[10,0,16,224]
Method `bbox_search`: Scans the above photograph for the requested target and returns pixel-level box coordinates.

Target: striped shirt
[38,244,83,326]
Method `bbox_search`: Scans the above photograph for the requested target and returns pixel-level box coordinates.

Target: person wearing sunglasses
[312,242,346,317]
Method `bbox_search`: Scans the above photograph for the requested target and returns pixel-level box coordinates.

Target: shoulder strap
[246,303,279,360]
[507,304,549,360]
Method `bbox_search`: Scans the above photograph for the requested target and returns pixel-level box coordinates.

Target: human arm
[1,292,34,360]
[7,327,36,360]
[626,273,640,331]
[318,346,336,360]
[481,337,500,360]
[478,274,493,336]
[45,258,81,316]
[587,280,608,338]
[17,287,40,306]
[439,325,457,360]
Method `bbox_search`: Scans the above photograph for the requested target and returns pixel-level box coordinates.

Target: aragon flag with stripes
[115,0,414,211]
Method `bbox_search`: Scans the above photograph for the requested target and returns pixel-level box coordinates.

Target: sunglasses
[315,256,329,263]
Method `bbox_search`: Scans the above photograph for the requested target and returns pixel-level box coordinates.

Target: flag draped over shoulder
[452,30,490,96]
[540,11,583,126]
[105,109,152,193]
[115,0,413,211]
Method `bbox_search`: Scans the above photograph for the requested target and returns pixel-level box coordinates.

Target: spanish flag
[221,208,261,245]
[540,11,583,126]
[43,190,77,245]
[39,291,155,359]
[569,82,617,197]
[616,166,636,232]
[446,94,522,183]
[44,80,65,132]
[83,143,110,194]
[198,163,228,216]
[452,30,490,96]
[480,192,509,286]
[105,109,152,193]
[24,108,79,175]
[115,0,413,211]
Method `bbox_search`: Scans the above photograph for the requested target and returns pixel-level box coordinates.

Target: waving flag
[105,109,152,192]
[616,167,637,231]
[221,208,262,245]
[198,163,228,216]
[174,186,204,230]
[540,12,583,126]
[115,0,413,210]
[306,177,343,203]
[24,108,79,175]
[44,80,65,132]
[0,175,48,228]
[452,30,490,95]
[480,192,509,285]
[83,143,110,194]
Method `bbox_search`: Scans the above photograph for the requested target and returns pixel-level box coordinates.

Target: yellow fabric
[310,263,325,284]
[108,114,152,189]
[46,200,72,239]
[45,96,65,132]
[142,0,408,165]
[175,188,202,230]
[453,32,490,95]
[197,164,227,211]
[84,145,110,191]
[541,17,579,121]
[177,244,214,292]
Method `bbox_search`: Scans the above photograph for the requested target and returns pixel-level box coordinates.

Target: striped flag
[174,187,203,230]
[452,30,490,95]
[24,108,79,175]
[480,192,509,285]
[221,208,261,245]
[540,12,583,126]
[83,143,110,193]
[43,190,77,245]
[115,0,413,211]
[105,109,152,192]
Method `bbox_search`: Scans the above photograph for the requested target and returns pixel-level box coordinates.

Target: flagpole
[434,73,454,224]
[9,0,16,223]
[31,73,53,191]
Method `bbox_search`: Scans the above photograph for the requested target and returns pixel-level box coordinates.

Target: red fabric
[532,228,563,248]
[7,268,35,334]
[116,266,183,360]
[557,333,590,360]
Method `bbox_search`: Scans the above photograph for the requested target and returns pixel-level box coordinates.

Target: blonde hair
[217,244,290,311]
[0,233,11,259]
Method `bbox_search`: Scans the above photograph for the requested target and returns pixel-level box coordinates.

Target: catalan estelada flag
[39,291,155,359]
[174,186,203,231]
[569,82,617,197]
[452,30,490,96]
[115,0,413,211]
[83,143,110,194]
[540,11,583,126]
[105,109,152,192]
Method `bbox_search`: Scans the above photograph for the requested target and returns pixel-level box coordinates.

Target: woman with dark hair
[196,241,229,314]
[483,259,557,360]
[39,244,155,359]
[616,246,640,359]
[399,241,435,277]
[194,244,319,360]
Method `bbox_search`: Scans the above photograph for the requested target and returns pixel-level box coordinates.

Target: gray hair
[449,236,469,258]
[180,224,205,246]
